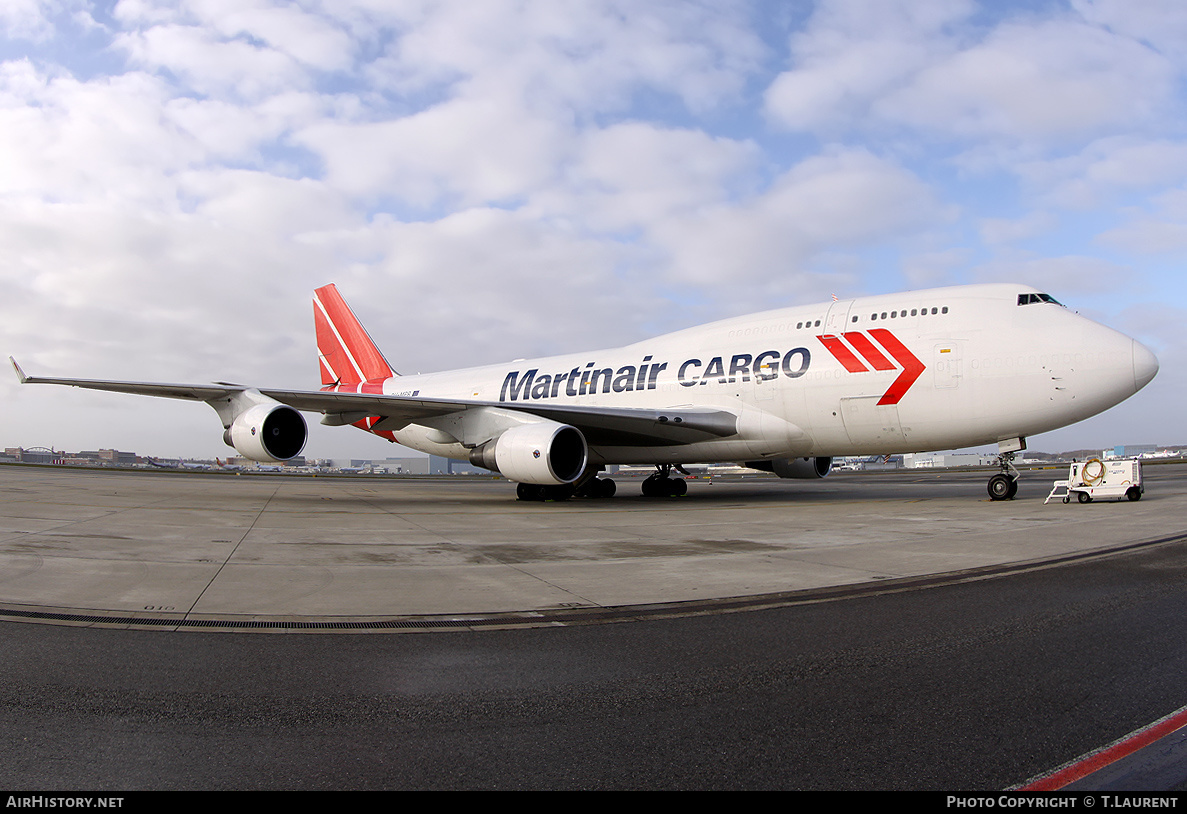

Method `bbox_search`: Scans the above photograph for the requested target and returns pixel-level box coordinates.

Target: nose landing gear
[987,452,1020,501]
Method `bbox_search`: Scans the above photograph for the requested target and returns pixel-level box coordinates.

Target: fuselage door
[933,342,962,389]
[839,395,907,451]
[824,299,853,336]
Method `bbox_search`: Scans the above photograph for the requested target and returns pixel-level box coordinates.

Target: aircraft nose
[1133,339,1159,392]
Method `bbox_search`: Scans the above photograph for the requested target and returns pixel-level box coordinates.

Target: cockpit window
[1018,292,1063,306]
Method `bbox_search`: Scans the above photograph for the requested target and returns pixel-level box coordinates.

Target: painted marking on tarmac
[1014,703,1187,790]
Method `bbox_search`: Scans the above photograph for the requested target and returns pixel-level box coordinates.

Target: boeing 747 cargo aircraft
[11,283,1158,501]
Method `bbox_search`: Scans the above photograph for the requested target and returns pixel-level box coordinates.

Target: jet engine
[224,402,308,462]
[469,420,588,485]
[745,456,832,479]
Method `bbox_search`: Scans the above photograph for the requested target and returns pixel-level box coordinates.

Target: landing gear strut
[987,452,1020,501]
[641,465,688,497]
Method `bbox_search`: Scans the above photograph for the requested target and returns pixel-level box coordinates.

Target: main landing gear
[515,467,616,501]
[987,452,1020,501]
[641,464,688,498]
[514,464,691,501]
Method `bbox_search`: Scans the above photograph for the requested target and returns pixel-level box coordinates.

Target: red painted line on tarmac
[1016,704,1187,790]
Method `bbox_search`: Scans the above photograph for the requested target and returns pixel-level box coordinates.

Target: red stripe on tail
[314,284,396,386]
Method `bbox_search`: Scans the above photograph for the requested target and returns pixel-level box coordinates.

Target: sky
[2,0,1184,460]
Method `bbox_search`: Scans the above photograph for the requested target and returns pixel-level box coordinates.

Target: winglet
[10,357,28,384]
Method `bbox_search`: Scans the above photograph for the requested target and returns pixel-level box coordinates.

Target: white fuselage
[348,284,1155,465]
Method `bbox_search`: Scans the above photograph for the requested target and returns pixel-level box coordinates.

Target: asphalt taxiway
[3,462,1187,790]
[1,462,1184,628]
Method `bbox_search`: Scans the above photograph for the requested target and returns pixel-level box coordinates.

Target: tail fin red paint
[313,284,396,386]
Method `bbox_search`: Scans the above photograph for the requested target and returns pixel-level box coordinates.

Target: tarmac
[2,461,1184,631]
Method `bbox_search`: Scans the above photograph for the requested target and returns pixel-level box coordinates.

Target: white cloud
[531,122,761,233]
[1072,0,1187,67]
[648,149,945,292]
[0,0,57,41]
[294,93,570,207]
[883,19,1173,143]
[114,0,354,71]
[356,0,762,116]
[0,61,189,204]
[978,211,1057,246]
[0,58,323,209]
[765,0,973,134]
[767,1,1177,151]
[1096,189,1187,255]
[971,254,1132,296]
[1017,138,1187,209]
[115,22,309,99]
[901,248,973,288]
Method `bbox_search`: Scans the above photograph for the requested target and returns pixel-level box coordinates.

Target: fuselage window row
[855,306,949,323]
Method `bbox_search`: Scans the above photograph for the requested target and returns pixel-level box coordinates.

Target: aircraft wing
[11,358,738,446]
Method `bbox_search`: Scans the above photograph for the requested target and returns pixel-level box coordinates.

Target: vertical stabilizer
[313,284,397,386]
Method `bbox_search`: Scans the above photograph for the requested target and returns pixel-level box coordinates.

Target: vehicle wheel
[543,484,575,501]
[988,474,1012,501]
[597,478,616,498]
[1062,495,1070,504]
[516,482,544,501]
[1077,491,1092,504]
[1126,486,1142,502]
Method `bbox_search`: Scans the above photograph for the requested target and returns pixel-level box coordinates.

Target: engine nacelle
[745,456,832,479]
[224,402,308,462]
[469,421,588,485]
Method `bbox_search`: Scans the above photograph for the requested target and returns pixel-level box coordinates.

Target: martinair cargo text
[11,283,1158,501]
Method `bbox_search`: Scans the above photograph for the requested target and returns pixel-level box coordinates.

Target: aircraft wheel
[1126,486,1142,502]
[543,484,575,501]
[1077,491,1092,504]
[987,474,1013,501]
[1006,477,1019,499]
[597,478,616,498]
[641,474,667,497]
[642,474,686,497]
[516,482,545,501]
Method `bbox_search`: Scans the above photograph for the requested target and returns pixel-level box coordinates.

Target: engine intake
[745,456,832,479]
[225,403,308,462]
[470,421,588,485]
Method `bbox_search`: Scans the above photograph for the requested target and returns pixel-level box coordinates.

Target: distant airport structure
[3,447,139,466]
[1103,445,1158,459]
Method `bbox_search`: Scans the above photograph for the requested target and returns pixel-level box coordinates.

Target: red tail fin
[313,284,396,386]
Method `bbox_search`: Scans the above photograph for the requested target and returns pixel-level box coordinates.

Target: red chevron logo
[816,329,926,406]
